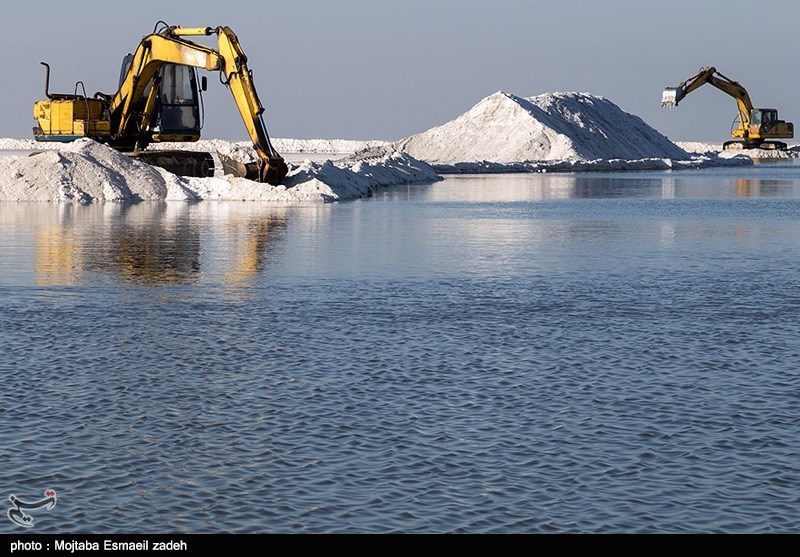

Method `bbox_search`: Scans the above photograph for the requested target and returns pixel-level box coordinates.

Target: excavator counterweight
[32,22,288,186]
[661,66,793,151]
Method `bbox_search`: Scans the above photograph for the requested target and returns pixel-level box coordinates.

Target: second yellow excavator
[662,66,794,150]
[32,22,288,185]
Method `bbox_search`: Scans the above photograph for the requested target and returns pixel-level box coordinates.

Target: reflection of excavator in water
[662,66,794,150]
[32,205,288,287]
[32,22,288,185]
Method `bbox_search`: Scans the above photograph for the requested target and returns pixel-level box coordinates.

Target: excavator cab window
[155,64,201,135]
[761,110,777,131]
[119,54,134,88]
[752,109,778,131]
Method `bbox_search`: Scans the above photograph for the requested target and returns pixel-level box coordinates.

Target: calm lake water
[1,162,799,533]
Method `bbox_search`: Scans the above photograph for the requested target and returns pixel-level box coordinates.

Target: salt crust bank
[0,90,770,204]
[10,538,188,552]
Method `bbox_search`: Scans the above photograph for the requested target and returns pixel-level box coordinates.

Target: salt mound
[0,139,167,202]
[394,91,688,163]
[162,150,439,202]
[272,138,390,154]
[0,139,438,203]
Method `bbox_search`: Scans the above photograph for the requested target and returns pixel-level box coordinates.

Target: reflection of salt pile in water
[394,91,690,164]
[0,139,438,203]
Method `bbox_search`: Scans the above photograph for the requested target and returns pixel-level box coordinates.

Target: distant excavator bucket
[661,87,685,107]
[218,153,288,186]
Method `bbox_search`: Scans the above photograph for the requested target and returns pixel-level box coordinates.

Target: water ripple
[2,191,800,532]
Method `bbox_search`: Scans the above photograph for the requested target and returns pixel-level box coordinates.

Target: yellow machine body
[33,99,111,141]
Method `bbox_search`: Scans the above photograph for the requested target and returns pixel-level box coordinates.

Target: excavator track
[130,150,215,178]
[759,141,788,151]
[723,140,788,151]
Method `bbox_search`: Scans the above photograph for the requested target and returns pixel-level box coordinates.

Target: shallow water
[1,163,799,533]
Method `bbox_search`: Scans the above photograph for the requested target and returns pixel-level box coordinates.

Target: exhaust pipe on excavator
[40,62,55,100]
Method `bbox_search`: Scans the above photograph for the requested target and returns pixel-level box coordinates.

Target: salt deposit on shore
[676,141,799,159]
[432,154,753,174]
[0,139,438,203]
[393,91,690,163]
[675,142,725,154]
[4,89,787,203]
[0,137,388,155]
[373,91,755,172]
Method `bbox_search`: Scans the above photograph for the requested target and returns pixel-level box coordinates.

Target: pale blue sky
[2,0,798,142]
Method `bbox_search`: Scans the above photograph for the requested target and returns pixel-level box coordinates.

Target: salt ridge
[431,155,753,174]
[0,139,439,203]
[0,137,388,154]
[2,89,789,203]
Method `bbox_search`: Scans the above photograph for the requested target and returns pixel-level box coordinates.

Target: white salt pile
[0,139,438,203]
[0,137,389,154]
[393,91,690,164]
[271,138,390,154]
[0,140,168,203]
[164,150,439,202]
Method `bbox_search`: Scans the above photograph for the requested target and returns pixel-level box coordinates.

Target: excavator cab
[746,108,793,147]
[151,64,204,142]
[750,109,776,135]
[118,55,204,142]
[112,55,213,176]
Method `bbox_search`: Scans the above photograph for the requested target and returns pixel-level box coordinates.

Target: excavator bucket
[218,153,289,186]
[260,159,289,186]
[661,87,685,107]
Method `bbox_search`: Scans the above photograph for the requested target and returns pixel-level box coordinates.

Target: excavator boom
[662,66,753,126]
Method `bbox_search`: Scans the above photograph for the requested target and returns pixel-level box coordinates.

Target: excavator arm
[110,24,287,184]
[662,66,753,129]
[661,65,793,149]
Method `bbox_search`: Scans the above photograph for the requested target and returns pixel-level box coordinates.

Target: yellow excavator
[32,22,288,185]
[662,66,794,150]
